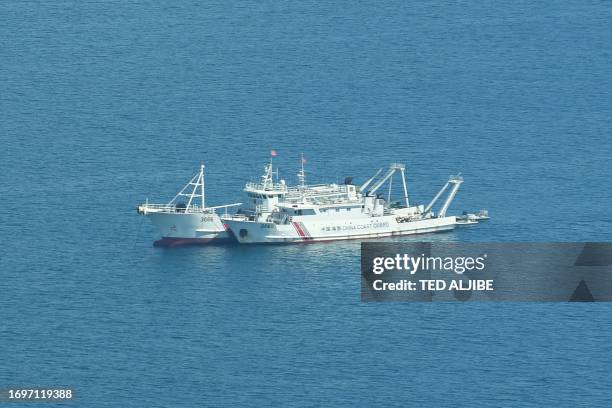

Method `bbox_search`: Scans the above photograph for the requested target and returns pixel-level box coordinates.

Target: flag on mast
[301,156,307,164]
[271,149,278,157]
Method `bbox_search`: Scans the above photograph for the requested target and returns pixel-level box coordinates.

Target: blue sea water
[2,1,612,406]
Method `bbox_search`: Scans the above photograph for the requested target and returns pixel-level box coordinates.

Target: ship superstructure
[225,161,480,244]
[137,164,241,246]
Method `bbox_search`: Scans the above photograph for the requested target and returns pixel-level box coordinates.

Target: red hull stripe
[293,222,313,240]
[292,222,307,240]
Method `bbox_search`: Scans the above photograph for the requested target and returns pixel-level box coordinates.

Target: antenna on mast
[298,153,307,187]
[200,163,205,208]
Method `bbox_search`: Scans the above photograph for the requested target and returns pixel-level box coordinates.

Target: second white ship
[137,165,241,246]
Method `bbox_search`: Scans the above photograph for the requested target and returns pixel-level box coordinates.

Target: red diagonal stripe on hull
[292,222,306,240]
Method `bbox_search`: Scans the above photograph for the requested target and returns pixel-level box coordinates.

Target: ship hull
[153,236,234,247]
[225,215,457,244]
[146,211,234,244]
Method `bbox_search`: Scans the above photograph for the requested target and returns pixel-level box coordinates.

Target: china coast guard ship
[224,156,486,244]
[137,165,241,246]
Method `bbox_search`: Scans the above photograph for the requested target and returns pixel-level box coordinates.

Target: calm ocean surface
[2,1,612,406]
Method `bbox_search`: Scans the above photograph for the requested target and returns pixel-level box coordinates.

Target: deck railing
[138,203,215,214]
[245,182,288,192]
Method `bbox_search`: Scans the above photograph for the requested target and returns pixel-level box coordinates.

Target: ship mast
[400,165,409,207]
[298,153,306,187]
[186,164,205,210]
[261,150,280,190]
[200,163,205,208]
[168,164,207,211]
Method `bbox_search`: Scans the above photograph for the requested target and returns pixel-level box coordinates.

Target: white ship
[137,165,241,246]
[226,159,485,244]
